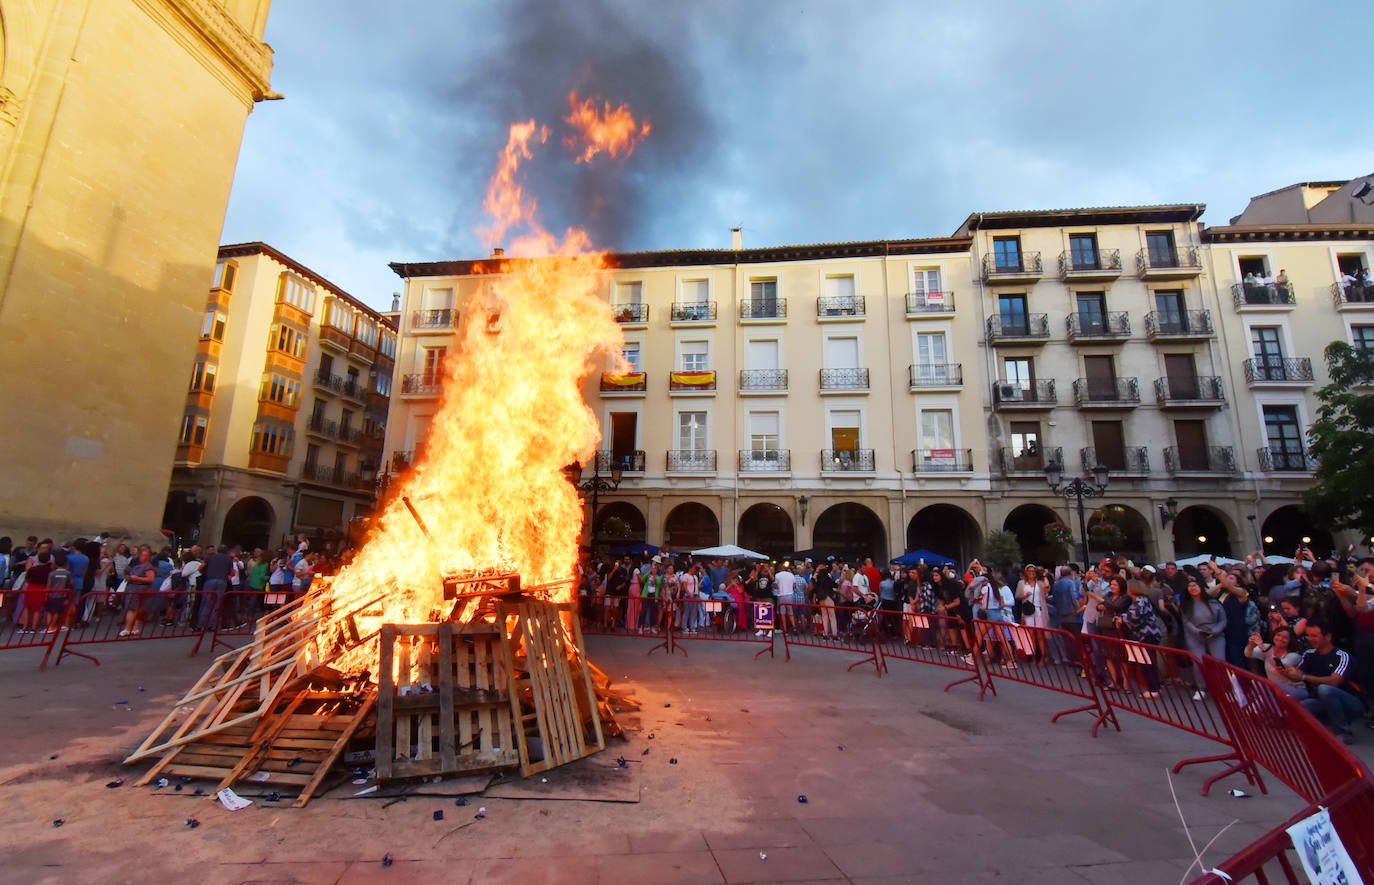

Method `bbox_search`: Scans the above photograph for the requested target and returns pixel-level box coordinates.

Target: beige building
[385,182,1374,566]
[165,243,395,551]
[0,0,274,542]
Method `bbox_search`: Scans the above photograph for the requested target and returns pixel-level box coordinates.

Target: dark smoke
[446,0,716,253]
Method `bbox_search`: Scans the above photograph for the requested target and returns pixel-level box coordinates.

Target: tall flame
[317,97,641,663]
[563,91,652,164]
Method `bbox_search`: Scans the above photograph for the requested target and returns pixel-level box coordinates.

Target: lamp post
[567,457,623,554]
[1046,460,1109,567]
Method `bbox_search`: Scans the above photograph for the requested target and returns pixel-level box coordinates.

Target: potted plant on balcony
[1043,522,1074,552]
[1088,519,1125,551]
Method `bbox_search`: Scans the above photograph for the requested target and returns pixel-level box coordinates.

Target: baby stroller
[844,592,882,644]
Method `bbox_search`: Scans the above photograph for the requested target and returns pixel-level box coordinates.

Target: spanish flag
[670,371,716,387]
[602,372,646,387]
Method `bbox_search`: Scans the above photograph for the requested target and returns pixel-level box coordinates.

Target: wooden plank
[416,712,433,761]
[568,606,605,752]
[438,624,457,773]
[292,691,377,808]
[376,624,396,780]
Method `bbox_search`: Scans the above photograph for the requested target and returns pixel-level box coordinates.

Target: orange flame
[563,91,651,164]
[316,105,640,667]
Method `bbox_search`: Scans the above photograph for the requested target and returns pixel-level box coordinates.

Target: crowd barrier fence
[964,619,1116,730]
[578,593,670,655]
[872,611,991,698]
[666,597,774,658]
[50,589,210,668]
[0,588,73,666]
[778,601,882,676]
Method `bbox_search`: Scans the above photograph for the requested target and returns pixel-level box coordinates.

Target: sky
[221,0,1374,312]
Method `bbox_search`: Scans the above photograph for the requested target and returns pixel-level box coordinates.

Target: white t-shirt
[775,570,796,598]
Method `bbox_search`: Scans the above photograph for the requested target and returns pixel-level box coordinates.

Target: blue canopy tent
[607,542,660,557]
[891,549,957,568]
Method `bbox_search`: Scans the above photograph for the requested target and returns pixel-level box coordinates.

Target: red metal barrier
[578,593,669,655]
[779,601,883,675]
[0,588,71,667]
[49,589,209,668]
[963,619,1115,727]
[205,590,277,652]
[872,612,992,697]
[666,597,774,658]
[1079,633,1259,796]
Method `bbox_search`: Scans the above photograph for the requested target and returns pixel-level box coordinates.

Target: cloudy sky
[221,0,1373,311]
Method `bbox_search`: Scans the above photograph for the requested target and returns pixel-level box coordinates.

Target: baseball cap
[1141,564,1157,575]
[1099,558,1115,570]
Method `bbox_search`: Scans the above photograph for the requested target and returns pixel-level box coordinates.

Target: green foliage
[983,530,1022,573]
[1042,522,1074,547]
[1304,342,1374,535]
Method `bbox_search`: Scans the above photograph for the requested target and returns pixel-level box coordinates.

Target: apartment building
[164,243,395,551]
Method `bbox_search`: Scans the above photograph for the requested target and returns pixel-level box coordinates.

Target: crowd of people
[580,544,1374,744]
[0,533,344,636]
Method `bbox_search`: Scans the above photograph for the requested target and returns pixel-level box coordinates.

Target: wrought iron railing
[301,462,360,488]
[821,449,875,472]
[600,372,648,392]
[908,363,963,387]
[411,308,457,329]
[739,369,788,391]
[738,449,792,471]
[1136,244,1203,274]
[816,296,866,317]
[982,252,1043,279]
[400,373,442,395]
[1058,248,1122,277]
[992,379,1056,406]
[1257,447,1314,472]
[912,448,974,473]
[597,450,646,472]
[1144,309,1213,338]
[666,449,717,472]
[669,371,717,391]
[999,446,1062,475]
[1243,357,1314,384]
[1072,377,1141,406]
[1066,311,1130,339]
[1164,446,1236,473]
[986,314,1050,341]
[613,302,649,323]
[1081,446,1148,474]
[337,425,362,445]
[307,414,334,436]
[670,302,717,322]
[1331,280,1374,306]
[739,298,787,320]
[1231,282,1296,307]
[819,368,870,390]
[1154,375,1225,404]
[905,291,955,313]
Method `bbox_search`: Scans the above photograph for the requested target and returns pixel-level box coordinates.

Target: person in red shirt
[861,558,883,600]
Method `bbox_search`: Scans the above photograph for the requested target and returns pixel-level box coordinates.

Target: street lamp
[1046,460,1109,567]
[566,457,623,552]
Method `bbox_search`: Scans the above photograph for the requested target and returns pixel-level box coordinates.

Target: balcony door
[750,278,777,316]
[748,411,781,467]
[1077,292,1106,334]
[824,335,859,369]
[1069,234,1098,270]
[998,294,1029,335]
[824,275,857,314]
[1263,406,1305,469]
[610,412,638,469]
[1091,421,1126,471]
[1155,290,1185,330]
[1084,355,1117,400]
[1164,353,1200,398]
[830,409,861,469]
[920,409,956,471]
[993,236,1022,272]
[916,332,948,383]
[1147,231,1178,267]
[912,268,943,307]
[421,346,446,383]
[1251,327,1285,380]
[1174,420,1208,471]
[1010,421,1042,472]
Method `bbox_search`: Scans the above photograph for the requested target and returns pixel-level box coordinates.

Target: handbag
[1018,598,1036,618]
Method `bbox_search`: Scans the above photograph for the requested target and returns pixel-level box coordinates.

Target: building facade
[164,243,395,552]
[385,177,1374,566]
[0,0,274,542]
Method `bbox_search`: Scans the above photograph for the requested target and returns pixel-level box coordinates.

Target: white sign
[1285,807,1363,885]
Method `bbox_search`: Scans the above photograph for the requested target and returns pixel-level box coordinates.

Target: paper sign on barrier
[1285,807,1362,885]
[753,602,774,629]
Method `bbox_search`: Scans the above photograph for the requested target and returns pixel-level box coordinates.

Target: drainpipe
[882,241,908,558]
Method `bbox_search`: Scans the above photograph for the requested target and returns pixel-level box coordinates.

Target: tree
[982,530,1022,574]
[1304,341,1374,536]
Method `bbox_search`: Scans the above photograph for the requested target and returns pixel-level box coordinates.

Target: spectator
[1116,579,1164,697]
[197,545,233,630]
[1048,564,1081,664]
[1181,577,1227,700]
[120,546,158,637]
[1247,627,1306,701]
[1290,622,1364,744]
[774,562,797,635]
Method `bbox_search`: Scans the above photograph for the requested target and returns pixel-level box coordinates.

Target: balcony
[816,296,866,319]
[670,302,716,325]
[613,303,649,325]
[992,379,1056,409]
[1332,281,1374,309]
[905,291,955,317]
[819,368,870,393]
[411,308,458,332]
[986,314,1051,344]
[1058,249,1123,281]
[1154,376,1225,408]
[1081,446,1148,475]
[319,324,352,353]
[738,450,792,472]
[912,448,974,474]
[247,451,290,474]
[1257,448,1315,473]
[400,373,442,397]
[668,370,717,393]
[597,450,646,473]
[666,449,717,473]
[739,369,788,393]
[1232,282,1296,310]
[1136,245,1204,279]
[1066,311,1130,343]
[1164,446,1236,474]
[348,338,375,364]
[306,414,335,439]
[1000,446,1062,476]
[821,449,875,473]
[1144,310,1214,341]
[1243,358,1314,387]
[341,378,366,402]
[739,298,787,321]
[1072,377,1141,408]
[300,462,365,490]
[981,252,1043,284]
[600,372,647,395]
[336,425,362,447]
[908,363,963,390]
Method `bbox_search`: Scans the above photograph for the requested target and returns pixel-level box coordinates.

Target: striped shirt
[1298,647,1351,686]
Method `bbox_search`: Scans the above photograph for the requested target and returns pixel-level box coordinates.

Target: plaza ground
[1,633,1367,884]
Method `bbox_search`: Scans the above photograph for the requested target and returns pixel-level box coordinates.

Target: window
[1353,326,1374,351]
[993,237,1022,272]
[271,323,308,358]
[998,294,1029,334]
[213,260,237,293]
[616,281,643,305]
[310,399,325,421]
[745,339,779,369]
[1154,290,1186,330]
[1009,421,1042,470]
[1263,406,1305,469]
[201,311,227,340]
[340,409,354,434]
[682,279,709,306]
[920,409,955,450]
[677,411,708,452]
[748,412,781,462]
[680,340,709,372]
[304,443,321,471]
[1083,355,1117,400]
[251,422,294,457]
[1146,231,1177,267]
[610,413,638,467]
[915,332,949,383]
[373,366,392,397]
[1091,421,1126,470]
[824,336,859,368]
[356,316,379,348]
[1003,357,1033,390]
[1076,292,1106,333]
[378,329,397,359]
[424,288,455,311]
[912,268,942,296]
[324,298,355,332]
[1164,354,1200,398]
[830,409,861,456]
[260,373,301,407]
[277,273,316,314]
[1251,326,1286,380]
[823,275,857,313]
[1069,234,1098,270]
[621,342,642,372]
[190,360,217,392]
[421,347,446,381]
[749,278,778,316]
[1174,420,1209,470]
[319,353,335,378]
[179,415,208,446]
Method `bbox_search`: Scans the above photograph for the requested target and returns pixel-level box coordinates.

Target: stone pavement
[0,633,1365,884]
